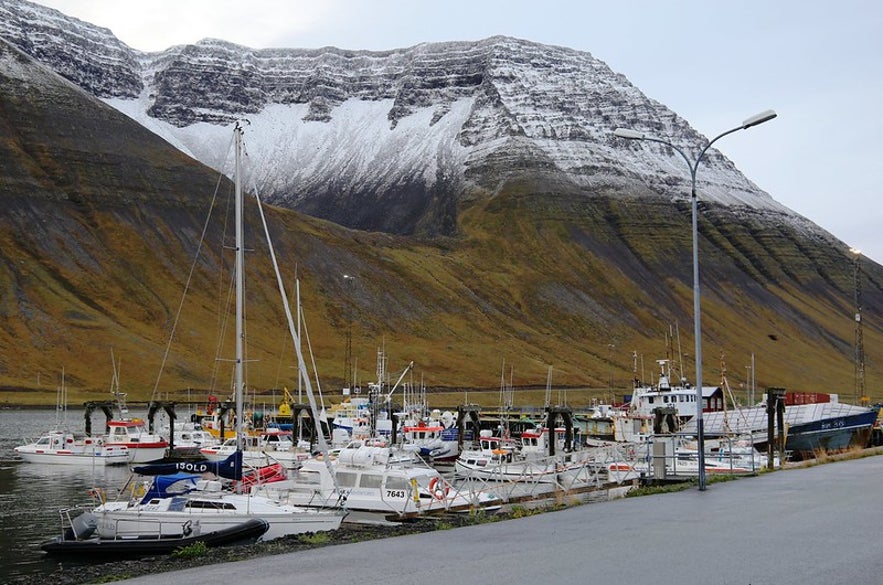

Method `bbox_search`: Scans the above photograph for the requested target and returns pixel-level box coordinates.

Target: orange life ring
[428,477,450,500]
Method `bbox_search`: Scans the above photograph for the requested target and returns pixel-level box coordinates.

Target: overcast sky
[33,0,883,264]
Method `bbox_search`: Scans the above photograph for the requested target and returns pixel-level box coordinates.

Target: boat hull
[14,439,130,466]
[41,518,269,556]
[96,497,343,542]
[784,409,878,458]
[15,449,129,466]
[104,444,168,463]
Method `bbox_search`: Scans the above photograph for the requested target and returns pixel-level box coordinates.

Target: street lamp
[613,109,777,490]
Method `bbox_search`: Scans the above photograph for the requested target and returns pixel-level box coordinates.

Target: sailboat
[76,125,344,544]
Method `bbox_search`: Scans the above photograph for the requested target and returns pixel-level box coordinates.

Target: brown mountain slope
[1,39,880,407]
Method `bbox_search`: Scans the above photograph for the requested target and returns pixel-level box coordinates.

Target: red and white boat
[104,419,168,463]
[15,430,130,465]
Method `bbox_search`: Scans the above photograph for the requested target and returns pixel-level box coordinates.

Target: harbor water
[0,409,133,581]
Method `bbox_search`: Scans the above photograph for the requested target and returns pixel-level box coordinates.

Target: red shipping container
[785,392,831,406]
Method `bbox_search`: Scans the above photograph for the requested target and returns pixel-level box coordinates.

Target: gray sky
[33,0,883,265]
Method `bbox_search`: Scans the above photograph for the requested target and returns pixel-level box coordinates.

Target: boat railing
[450,445,616,506]
[604,431,774,484]
[55,503,202,543]
[98,515,201,541]
[54,506,98,540]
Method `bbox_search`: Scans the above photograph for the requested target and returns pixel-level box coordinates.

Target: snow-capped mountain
[1,0,800,237]
[1,0,879,398]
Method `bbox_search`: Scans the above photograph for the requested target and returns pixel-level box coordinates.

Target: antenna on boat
[675,322,685,384]
[109,349,128,418]
[55,367,67,430]
[720,352,750,433]
[632,351,640,389]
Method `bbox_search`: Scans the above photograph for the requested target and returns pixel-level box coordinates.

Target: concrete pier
[111,454,883,585]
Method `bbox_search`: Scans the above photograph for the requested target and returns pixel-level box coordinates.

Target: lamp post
[613,109,777,490]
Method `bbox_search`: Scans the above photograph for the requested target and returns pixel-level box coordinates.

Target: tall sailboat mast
[234,125,245,453]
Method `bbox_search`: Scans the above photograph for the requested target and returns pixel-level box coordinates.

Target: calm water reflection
[0,409,134,581]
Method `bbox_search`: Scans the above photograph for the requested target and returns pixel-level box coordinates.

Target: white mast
[234,125,245,453]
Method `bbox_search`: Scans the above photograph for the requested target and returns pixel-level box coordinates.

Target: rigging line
[150,134,235,400]
[299,302,326,412]
[239,151,289,397]
[252,183,338,492]
[211,176,237,398]
[210,267,237,399]
[273,307,290,390]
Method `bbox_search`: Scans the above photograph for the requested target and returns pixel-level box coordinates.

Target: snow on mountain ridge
[2,0,801,235]
[0,0,142,97]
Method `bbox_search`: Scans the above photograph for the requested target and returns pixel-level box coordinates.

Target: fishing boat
[328,352,407,447]
[454,430,597,484]
[165,423,219,459]
[252,439,499,523]
[15,430,130,466]
[400,420,451,460]
[90,362,170,463]
[684,395,879,458]
[104,418,169,463]
[200,429,311,470]
[628,359,724,420]
[15,370,131,466]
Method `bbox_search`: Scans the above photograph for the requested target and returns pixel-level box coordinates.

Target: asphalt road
[111,455,883,585]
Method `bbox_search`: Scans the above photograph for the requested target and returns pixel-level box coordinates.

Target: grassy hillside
[1,40,880,409]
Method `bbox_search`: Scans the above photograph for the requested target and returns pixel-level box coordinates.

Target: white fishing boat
[454,430,597,484]
[400,420,448,458]
[15,371,131,466]
[628,359,723,419]
[92,360,170,463]
[103,418,169,463]
[253,439,499,524]
[328,352,405,447]
[200,428,311,470]
[15,430,130,466]
[165,423,219,459]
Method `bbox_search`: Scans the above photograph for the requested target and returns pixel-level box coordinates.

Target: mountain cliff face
[2,0,796,238]
[0,1,880,403]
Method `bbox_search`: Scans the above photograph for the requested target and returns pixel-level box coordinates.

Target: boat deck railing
[447,442,633,509]
[55,505,199,542]
[604,432,777,483]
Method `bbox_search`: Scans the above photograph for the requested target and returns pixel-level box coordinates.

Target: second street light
[613,109,777,491]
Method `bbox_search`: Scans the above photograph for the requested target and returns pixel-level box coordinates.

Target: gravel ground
[8,516,483,585]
